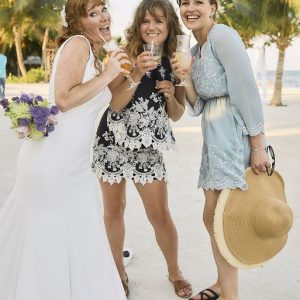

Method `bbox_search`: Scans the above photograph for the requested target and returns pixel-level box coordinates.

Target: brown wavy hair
[57,0,108,74]
[125,0,183,59]
[176,0,218,20]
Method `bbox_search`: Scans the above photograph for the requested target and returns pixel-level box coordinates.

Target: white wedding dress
[0,35,126,300]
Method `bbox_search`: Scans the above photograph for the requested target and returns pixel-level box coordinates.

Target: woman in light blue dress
[173,1,271,300]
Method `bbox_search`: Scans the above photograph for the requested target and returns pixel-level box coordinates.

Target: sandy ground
[0,83,300,299]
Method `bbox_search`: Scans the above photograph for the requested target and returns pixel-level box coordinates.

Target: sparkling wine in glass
[103,39,139,90]
[175,35,192,87]
[143,43,162,65]
[142,43,162,80]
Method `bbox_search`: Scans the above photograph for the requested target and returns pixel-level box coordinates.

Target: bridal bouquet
[0,93,59,140]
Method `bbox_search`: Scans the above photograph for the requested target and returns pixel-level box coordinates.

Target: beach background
[267,70,300,88]
[1,81,300,299]
[1,0,300,298]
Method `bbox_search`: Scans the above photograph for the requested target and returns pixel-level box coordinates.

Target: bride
[0,0,130,299]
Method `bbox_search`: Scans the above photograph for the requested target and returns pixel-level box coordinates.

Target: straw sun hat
[214,167,293,269]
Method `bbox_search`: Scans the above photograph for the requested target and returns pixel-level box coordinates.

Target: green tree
[240,0,300,106]
[218,0,261,47]
[17,0,64,70]
[219,0,300,106]
[0,0,64,77]
[0,0,31,77]
[263,0,300,106]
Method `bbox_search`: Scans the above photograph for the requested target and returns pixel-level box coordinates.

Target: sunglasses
[265,145,275,176]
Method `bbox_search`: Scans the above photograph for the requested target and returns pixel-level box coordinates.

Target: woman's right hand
[170,53,193,83]
[104,50,131,80]
[170,53,182,79]
[134,51,158,77]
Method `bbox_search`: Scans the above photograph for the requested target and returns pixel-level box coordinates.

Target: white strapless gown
[0,35,126,300]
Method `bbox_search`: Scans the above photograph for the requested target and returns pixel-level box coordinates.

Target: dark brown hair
[125,0,183,59]
[57,0,108,73]
[176,0,218,20]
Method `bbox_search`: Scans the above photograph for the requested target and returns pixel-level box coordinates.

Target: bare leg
[134,180,192,298]
[100,180,127,282]
[191,190,238,300]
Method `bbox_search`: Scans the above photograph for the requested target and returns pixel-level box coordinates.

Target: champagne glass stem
[126,75,140,91]
[181,72,186,85]
[175,72,191,87]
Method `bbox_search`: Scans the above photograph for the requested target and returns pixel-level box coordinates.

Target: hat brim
[214,189,264,269]
[214,168,291,269]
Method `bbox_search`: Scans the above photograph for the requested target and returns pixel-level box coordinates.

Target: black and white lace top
[106,56,176,151]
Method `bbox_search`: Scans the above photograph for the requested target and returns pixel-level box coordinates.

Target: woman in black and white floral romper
[93,57,176,184]
[92,0,193,298]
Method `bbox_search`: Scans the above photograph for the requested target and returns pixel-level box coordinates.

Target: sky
[109,0,300,71]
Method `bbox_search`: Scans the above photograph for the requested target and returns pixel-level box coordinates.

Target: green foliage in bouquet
[0,93,59,140]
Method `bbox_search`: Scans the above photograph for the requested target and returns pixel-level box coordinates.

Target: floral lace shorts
[92,137,167,185]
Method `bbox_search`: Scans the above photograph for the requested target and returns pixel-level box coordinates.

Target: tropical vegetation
[218,0,300,106]
[0,0,299,104]
[0,0,64,78]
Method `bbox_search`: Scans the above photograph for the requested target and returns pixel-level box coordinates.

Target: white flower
[60,5,68,28]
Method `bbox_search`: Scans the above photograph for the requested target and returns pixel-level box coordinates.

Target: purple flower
[36,123,46,131]
[20,93,32,104]
[0,98,9,110]
[30,106,50,132]
[30,106,50,120]
[50,105,59,115]
[34,95,43,102]
[2,92,58,140]
[19,118,30,126]
[46,123,55,133]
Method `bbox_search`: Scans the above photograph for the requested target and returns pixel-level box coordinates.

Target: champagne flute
[175,35,192,87]
[143,43,162,65]
[143,43,162,80]
[102,39,140,90]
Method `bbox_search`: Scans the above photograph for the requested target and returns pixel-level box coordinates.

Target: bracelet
[127,75,140,85]
[251,147,265,153]
[129,65,135,75]
[126,75,140,91]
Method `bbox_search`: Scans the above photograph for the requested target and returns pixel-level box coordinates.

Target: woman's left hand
[155,80,175,102]
[250,149,271,175]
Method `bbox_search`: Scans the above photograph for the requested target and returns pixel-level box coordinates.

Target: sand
[1,83,299,299]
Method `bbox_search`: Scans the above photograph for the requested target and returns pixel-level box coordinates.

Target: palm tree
[264,0,300,106]
[222,0,300,106]
[0,0,64,77]
[218,0,261,47]
[29,2,64,70]
[0,0,30,77]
